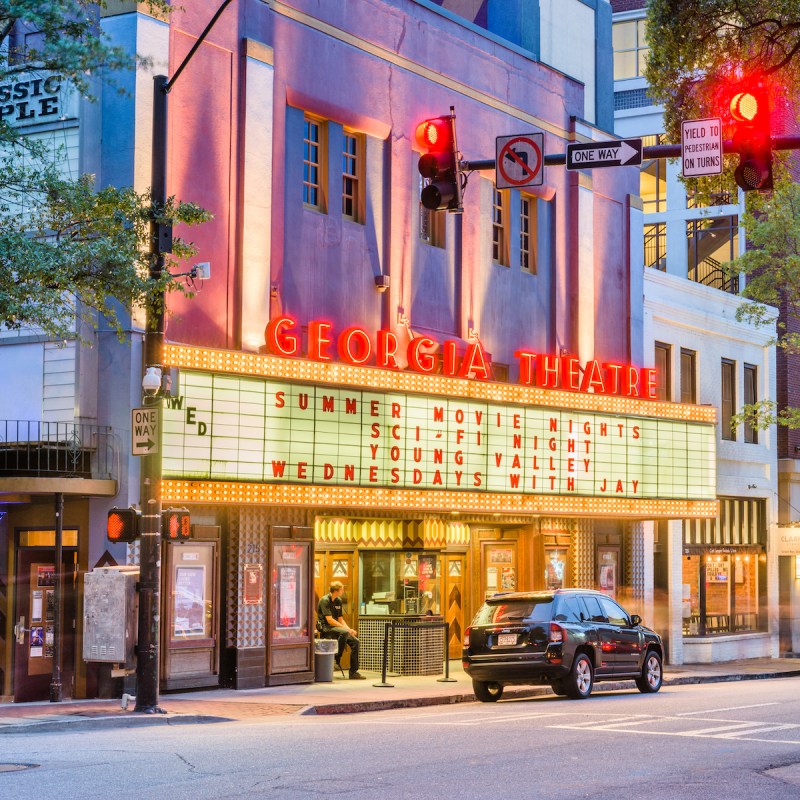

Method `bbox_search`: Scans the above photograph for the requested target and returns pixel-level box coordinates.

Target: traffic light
[107,507,140,543]
[162,507,191,541]
[416,113,462,211]
[729,83,772,191]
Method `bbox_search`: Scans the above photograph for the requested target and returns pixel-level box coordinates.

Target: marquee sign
[0,74,67,126]
[162,370,716,502]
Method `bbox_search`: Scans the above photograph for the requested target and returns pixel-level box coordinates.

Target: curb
[0,713,232,736]
[2,668,798,732]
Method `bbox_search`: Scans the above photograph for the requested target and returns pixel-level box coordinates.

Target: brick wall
[777,302,800,458]
[610,0,646,12]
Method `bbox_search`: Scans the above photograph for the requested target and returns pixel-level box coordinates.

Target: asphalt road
[2,677,800,799]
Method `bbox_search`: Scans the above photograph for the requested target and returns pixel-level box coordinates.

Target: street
[2,677,800,799]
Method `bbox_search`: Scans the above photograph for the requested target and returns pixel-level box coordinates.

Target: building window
[644,223,666,271]
[612,18,649,81]
[492,187,509,266]
[744,363,758,444]
[342,130,364,222]
[721,358,736,441]
[654,342,671,402]
[419,175,445,248]
[682,498,766,636]
[680,348,696,404]
[520,194,537,273]
[640,135,665,213]
[303,116,325,211]
[687,216,739,293]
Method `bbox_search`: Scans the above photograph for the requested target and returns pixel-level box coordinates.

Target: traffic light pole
[135,74,168,715]
[462,136,800,174]
[134,0,233,715]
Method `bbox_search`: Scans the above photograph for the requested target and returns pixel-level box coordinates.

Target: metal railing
[0,420,118,480]
[374,619,457,688]
[688,256,740,294]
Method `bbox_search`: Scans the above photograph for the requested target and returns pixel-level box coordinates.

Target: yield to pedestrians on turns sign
[496,133,544,189]
[132,407,159,456]
[681,117,723,178]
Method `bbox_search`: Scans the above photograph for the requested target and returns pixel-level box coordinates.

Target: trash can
[314,638,338,682]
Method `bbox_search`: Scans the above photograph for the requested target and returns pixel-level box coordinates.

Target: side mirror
[630,614,642,627]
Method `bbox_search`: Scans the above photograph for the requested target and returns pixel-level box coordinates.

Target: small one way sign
[132,407,159,456]
[566,138,642,170]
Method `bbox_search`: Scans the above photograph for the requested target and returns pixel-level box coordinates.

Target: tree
[730,176,800,430]
[646,1,800,430]
[645,0,800,143]
[0,1,210,341]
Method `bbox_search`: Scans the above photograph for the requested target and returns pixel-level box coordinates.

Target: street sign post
[566,138,642,170]
[132,406,159,456]
[681,118,723,178]
[496,133,544,189]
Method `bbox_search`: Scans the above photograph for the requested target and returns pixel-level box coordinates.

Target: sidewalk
[1,657,799,735]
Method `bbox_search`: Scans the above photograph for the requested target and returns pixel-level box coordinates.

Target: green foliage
[0,1,211,342]
[645,0,800,143]
[0,143,211,340]
[723,176,800,429]
[646,2,800,428]
[0,1,172,96]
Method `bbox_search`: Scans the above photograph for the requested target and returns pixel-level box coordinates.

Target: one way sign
[132,407,159,456]
[566,138,643,171]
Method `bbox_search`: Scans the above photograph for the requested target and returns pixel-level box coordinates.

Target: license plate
[497,633,517,646]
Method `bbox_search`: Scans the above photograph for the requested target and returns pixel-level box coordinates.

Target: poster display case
[266,527,315,686]
[163,536,220,690]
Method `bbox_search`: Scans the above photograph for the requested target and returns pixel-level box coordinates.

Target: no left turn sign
[496,133,544,189]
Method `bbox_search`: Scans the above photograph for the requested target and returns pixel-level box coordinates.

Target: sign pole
[135,74,168,715]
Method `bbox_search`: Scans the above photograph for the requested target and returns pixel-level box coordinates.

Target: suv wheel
[473,679,504,702]
[565,653,593,699]
[636,649,663,693]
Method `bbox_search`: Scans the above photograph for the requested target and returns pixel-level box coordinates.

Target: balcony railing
[0,421,118,481]
[688,257,740,295]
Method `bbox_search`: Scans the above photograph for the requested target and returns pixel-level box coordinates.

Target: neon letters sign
[264,316,658,399]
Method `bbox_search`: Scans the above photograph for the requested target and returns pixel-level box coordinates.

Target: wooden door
[444,553,466,658]
[13,548,77,702]
[313,550,356,669]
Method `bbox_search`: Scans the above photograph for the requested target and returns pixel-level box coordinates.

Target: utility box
[83,566,138,664]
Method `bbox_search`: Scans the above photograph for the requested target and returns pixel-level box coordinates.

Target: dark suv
[463,589,663,702]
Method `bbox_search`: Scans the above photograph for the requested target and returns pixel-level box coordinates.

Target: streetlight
[135,0,233,714]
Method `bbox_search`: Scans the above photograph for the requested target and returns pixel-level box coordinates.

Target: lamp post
[134,0,233,714]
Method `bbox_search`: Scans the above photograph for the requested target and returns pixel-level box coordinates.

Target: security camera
[142,366,162,396]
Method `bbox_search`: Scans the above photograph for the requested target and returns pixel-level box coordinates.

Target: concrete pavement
[1,657,799,735]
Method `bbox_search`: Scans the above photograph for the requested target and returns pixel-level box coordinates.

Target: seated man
[317,581,364,680]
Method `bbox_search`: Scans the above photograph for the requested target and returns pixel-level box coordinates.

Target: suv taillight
[549,622,564,644]
[464,628,471,648]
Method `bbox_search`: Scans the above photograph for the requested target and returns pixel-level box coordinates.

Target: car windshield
[473,597,554,625]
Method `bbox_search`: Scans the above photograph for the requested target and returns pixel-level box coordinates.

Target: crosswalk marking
[678,702,778,716]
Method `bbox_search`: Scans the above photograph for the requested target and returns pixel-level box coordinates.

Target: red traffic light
[107,507,140,543]
[415,117,452,151]
[162,508,191,541]
[416,113,462,211]
[730,91,760,123]
[726,81,772,192]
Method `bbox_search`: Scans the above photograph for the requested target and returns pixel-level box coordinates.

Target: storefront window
[360,551,441,615]
[682,548,762,635]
